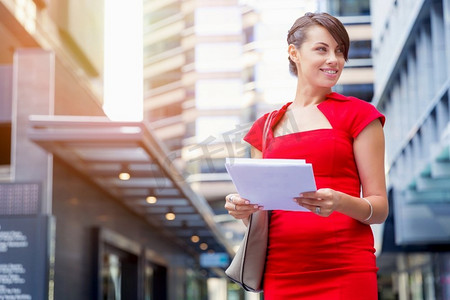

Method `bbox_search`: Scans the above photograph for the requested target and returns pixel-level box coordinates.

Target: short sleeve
[243,113,270,151]
[347,98,385,138]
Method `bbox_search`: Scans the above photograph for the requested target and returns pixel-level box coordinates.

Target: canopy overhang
[27,115,234,258]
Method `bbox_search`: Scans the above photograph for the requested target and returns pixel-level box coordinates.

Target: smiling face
[288,25,345,91]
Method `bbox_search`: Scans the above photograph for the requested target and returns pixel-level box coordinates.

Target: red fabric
[243,93,385,299]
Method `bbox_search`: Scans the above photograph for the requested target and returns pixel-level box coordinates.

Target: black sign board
[0,215,54,300]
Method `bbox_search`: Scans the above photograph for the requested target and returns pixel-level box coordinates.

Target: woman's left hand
[293,188,342,217]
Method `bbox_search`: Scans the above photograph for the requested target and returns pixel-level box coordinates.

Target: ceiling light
[165,207,176,221]
[191,235,200,243]
[146,196,157,204]
[119,172,130,180]
[199,243,208,250]
[165,212,175,221]
[118,164,131,180]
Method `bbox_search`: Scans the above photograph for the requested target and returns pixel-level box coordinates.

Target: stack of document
[225,158,317,211]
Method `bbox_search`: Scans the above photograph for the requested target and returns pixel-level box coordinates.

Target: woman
[225,12,388,299]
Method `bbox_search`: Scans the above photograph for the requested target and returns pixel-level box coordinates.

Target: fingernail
[245,200,250,204]
[253,205,259,209]
[299,193,303,197]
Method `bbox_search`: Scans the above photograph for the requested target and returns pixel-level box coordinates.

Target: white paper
[225,158,317,211]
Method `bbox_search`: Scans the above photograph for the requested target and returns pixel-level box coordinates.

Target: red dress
[243,93,385,299]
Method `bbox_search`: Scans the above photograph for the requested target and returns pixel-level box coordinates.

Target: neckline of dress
[270,100,334,139]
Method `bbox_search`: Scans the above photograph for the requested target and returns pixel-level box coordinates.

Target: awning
[27,115,234,257]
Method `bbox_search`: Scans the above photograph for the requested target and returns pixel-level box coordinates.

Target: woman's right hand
[226,148,263,223]
[225,194,262,222]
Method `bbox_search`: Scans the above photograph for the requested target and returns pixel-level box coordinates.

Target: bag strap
[262,110,276,154]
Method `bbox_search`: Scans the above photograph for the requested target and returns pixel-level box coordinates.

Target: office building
[371,0,450,299]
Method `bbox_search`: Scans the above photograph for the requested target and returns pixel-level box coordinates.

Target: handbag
[225,210,269,292]
[225,110,276,292]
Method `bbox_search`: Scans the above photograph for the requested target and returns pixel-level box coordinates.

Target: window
[195,79,243,109]
[144,38,180,58]
[0,66,12,167]
[195,7,242,35]
[96,229,141,300]
[326,0,370,16]
[243,27,254,44]
[334,83,374,102]
[146,3,180,27]
[348,40,372,59]
[0,123,11,166]
[144,261,167,300]
[194,116,240,143]
[145,68,182,90]
[147,103,183,121]
[195,43,242,72]
[101,245,139,300]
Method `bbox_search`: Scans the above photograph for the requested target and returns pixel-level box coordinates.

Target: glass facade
[371,0,450,298]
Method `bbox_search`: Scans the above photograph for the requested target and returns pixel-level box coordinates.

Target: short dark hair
[287,12,350,76]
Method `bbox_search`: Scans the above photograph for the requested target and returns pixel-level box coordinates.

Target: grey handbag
[225,210,269,292]
[225,110,276,292]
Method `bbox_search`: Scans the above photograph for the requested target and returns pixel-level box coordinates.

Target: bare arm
[349,119,389,223]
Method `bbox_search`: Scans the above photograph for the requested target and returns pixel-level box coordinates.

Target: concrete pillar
[207,278,227,300]
[397,254,410,300]
[0,66,12,122]
[11,49,54,214]
[444,0,450,72]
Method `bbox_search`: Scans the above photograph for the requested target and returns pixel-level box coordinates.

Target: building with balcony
[0,1,233,299]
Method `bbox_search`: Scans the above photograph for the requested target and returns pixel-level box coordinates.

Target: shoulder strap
[262,110,276,154]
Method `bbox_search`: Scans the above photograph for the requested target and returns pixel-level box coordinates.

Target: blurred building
[144,0,246,217]
[0,1,233,299]
[143,0,319,254]
[318,0,374,101]
[371,0,450,299]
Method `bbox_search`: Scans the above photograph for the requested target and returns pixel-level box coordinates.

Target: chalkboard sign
[0,215,54,300]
